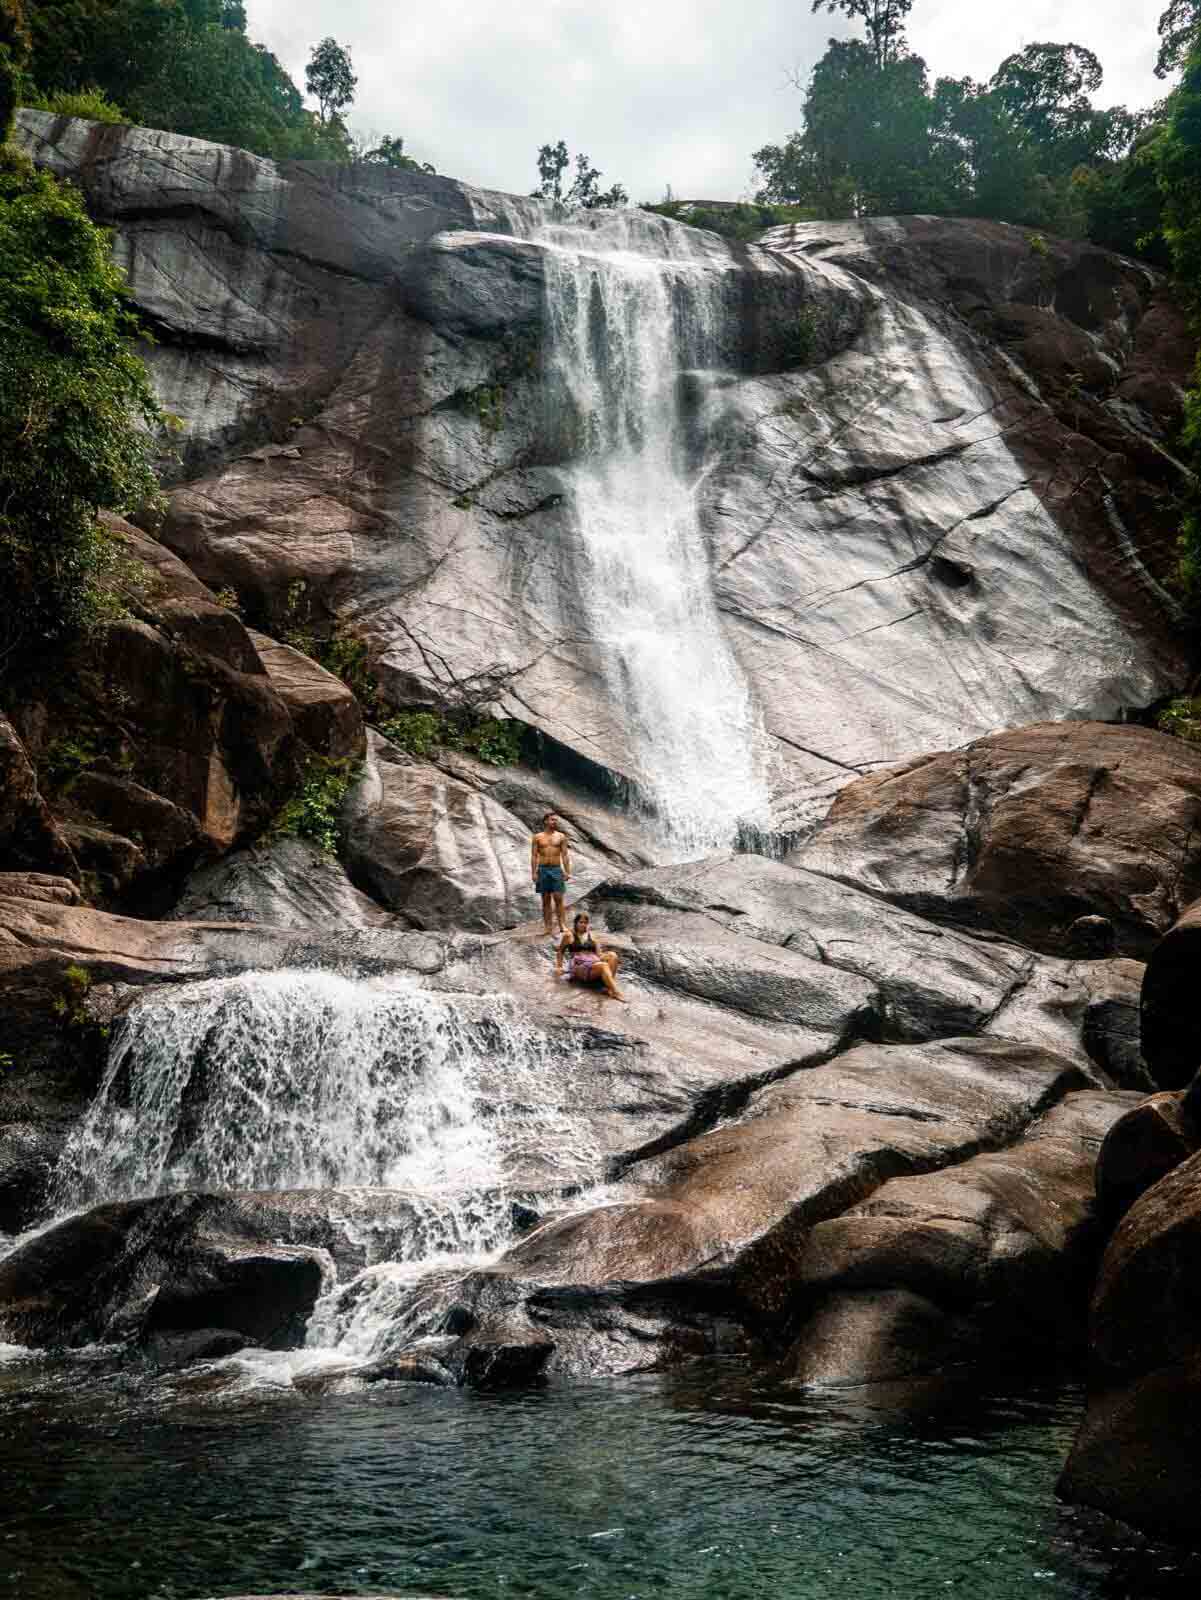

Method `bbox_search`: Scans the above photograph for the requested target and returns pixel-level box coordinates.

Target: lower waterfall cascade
[49,968,595,1309]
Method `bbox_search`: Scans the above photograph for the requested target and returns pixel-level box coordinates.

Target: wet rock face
[798,722,1201,960]
[342,731,533,932]
[13,112,1188,833]
[364,1037,1119,1385]
[167,835,396,932]
[0,1188,435,1350]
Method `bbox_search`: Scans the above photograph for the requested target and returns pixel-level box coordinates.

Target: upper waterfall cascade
[54,969,593,1269]
[535,212,775,857]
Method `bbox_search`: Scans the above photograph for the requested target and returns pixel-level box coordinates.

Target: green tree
[1075,120,1172,263]
[19,2,360,162]
[0,149,163,669]
[533,140,627,208]
[0,0,29,136]
[809,0,913,69]
[305,35,355,126]
[755,40,957,216]
[989,42,1138,175]
[1157,1,1201,78]
[1154,42,1201,600]
[358,132,434,172]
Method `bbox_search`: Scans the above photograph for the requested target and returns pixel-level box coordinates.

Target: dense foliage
[0,143,162,671]
[0,0,27,136]
[753,31,1150,237]
[1158,40,1201,605]
[641,197,818,241]
[11,1,427,167]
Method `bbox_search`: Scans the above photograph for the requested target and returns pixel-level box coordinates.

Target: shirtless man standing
[530,811,571,936]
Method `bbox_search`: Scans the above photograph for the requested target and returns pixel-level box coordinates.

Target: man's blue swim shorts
[536,864,566,894]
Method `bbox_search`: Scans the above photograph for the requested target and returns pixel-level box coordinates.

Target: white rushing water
[54,969,593,1276]
[537,212,774,857]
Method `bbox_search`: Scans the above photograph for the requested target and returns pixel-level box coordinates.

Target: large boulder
[1093,1089,1200,1226]
[343,731,536,931]
[1140,896,1201,1088]
[246,630,363,762]
[775,1089,1137,1384]
[167,836,394,931]
[0,715,77,882]
[1059,1147,1201,1540]
[5,518,370,913]
[0,1188,439,1350]
[6,519,308,906]
[353,1036,1102,1382]
[798,722,1201,958]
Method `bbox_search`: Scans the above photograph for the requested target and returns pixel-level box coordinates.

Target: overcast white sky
[246,0,1169,200]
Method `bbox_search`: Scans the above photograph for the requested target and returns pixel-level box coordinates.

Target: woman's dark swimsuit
[565,934,602,981]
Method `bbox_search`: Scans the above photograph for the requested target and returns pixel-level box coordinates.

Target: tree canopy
[755,7,1149,240]
[305,36,355,127]
[810,0,913,69]
[533,140,628,208]
[11,2,426,168]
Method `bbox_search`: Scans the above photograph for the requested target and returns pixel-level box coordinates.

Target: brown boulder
[1140,897,1201,1088]
[372,1037,1101,1381]
[248,630,364,763]
[1060,1147,1201,1539]
[0,873,80,907]
[0,714,78,882]
[5,520,367,908]
[1094,1090,1198,1225]
[776,1090,1138,1385]
[343,731,532,931]
[798,721,1201,958]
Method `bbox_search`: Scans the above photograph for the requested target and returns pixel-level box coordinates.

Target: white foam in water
[54,968,594,1278]
[538,211,774,858]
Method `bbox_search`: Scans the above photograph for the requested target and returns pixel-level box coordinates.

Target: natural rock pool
[3,1353,1197,1600]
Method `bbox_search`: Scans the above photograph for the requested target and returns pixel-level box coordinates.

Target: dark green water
[1,1352,1196,1600]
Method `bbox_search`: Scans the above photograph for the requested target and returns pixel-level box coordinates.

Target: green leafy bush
[0,146,163,674]
[379,710,523,768]
[1157,696,1201,743]
[51,961,92,1024]
[642,199,815,241]
[29,86,128,122]
[271,756,358,855]
[278,580,383,715]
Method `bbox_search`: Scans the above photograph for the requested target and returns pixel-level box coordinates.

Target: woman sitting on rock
[556,911,626,1002]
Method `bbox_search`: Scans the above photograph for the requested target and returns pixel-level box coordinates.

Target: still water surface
[2,1353,1196,1600]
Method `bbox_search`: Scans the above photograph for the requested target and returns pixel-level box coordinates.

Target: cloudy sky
[247,0,1169,200]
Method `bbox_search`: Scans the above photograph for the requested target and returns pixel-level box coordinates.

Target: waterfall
[538,212,773,858]
[54,969,593,1270]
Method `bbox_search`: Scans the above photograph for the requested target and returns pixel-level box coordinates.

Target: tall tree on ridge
[809,0,913,69]
[305,36,355,126]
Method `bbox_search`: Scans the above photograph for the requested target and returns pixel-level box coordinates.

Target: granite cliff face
[3,113,1201,1503]
[14,110,1192,845]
